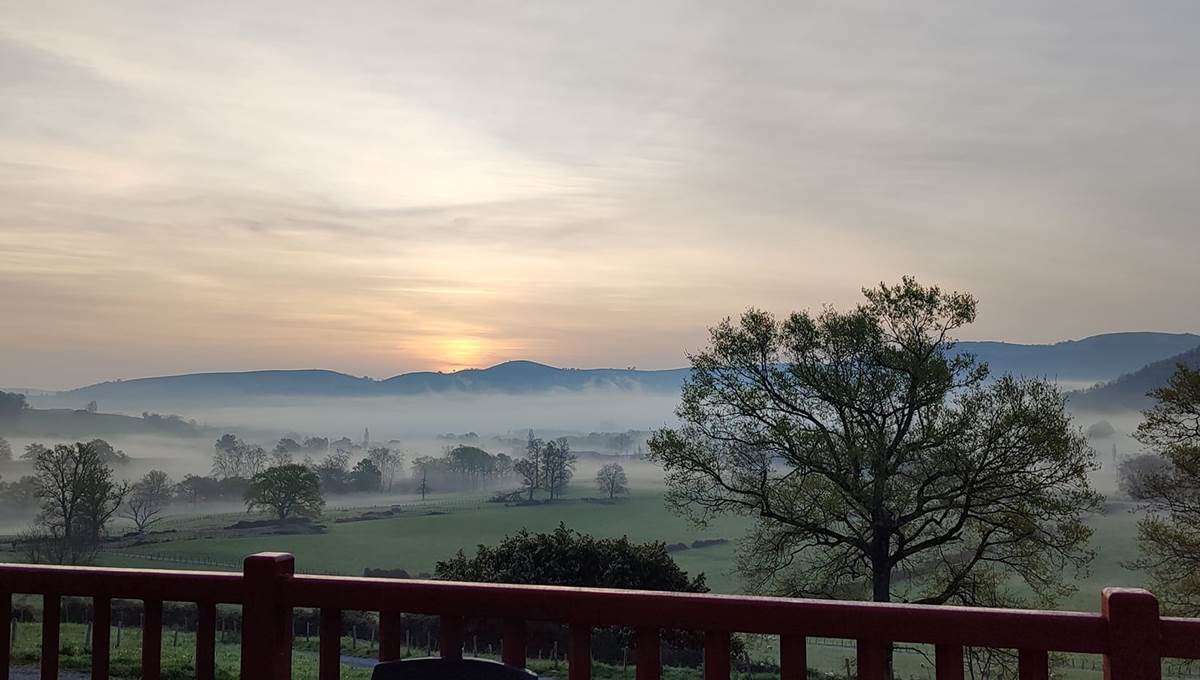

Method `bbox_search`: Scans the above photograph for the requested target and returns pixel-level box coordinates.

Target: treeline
[191,433,525,505]
[485,430,647,456]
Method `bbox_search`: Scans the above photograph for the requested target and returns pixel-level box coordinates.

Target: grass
[0,489,1160,679]
[9,621,801,680]
[71,487,752,591]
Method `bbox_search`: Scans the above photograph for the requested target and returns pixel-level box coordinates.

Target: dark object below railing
[0,551,1195,680]
[371,657,538,680]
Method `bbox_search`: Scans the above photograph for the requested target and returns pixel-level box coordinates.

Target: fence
[2,552,1198,680]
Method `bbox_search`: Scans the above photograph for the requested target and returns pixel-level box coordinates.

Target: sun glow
[438,337,488,370]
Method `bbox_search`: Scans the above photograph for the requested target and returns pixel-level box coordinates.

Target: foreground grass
[9,621,800,680]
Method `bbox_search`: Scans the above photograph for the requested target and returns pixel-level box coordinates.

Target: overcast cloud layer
[2,1,1198,388]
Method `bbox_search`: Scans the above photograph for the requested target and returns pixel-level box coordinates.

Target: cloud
[1,0,1198,387]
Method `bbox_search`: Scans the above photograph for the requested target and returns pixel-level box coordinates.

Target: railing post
[241,552,295,680]
[703,631,730,680]
[439,614,464,659]
[569,624,592,680]
[0,592,10,680]
[779,634,806,680]
[635,627,661,680]
[502,618,527,668]
[196,601,216,680]
[379,612,403,661]
[41,593,59,680]
[1102,587,1161,680]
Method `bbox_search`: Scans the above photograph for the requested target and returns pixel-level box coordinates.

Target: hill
[30,332,1198,411]
[1068,345,1200,412]
[956,332,1200,382]
[46,369,378,406]
[0,408,206,438]
[380,361,688,394]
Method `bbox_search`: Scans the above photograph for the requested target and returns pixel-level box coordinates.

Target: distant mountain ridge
[1068,345,1200,412]
[25,332,1199,411]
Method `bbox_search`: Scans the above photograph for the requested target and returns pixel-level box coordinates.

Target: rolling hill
[0,408,207,438]
[27,332,1199,412]
[1068,345,1200,412]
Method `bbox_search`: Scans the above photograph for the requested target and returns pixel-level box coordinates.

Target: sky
[1,1,1198,389]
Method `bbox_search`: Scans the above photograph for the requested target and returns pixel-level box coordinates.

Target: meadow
[0,469,1160,678]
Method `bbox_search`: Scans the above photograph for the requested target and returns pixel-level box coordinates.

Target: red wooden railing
[0,551,1196,680]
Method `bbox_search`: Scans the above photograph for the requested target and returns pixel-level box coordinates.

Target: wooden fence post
[241,552,295,680]
[1102,587,1161,680]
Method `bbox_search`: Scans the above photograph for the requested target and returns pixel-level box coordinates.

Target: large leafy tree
[437,525,712,666]
[649,278,1100,610]
[1123,363,1200,612]
[244,464,324,520]
[437,523,706,591]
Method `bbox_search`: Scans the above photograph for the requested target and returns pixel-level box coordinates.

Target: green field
[68,488,753,592]
[0,487,1159,679]
[0,487,1149,609]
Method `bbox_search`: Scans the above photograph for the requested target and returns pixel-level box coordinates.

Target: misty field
[6,485,1147,614]
[80,487,750,592]
[0,485,1156,680]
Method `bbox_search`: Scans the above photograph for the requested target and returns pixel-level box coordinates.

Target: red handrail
[0,552,1187,680]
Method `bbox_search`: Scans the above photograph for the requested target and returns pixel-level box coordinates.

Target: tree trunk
[870,544,895,680]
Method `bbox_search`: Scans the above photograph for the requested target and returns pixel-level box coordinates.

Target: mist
[104,388,680,442]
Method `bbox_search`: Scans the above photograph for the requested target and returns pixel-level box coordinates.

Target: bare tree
[368,446,404,491]
[212,438,268,480]
[120,470,173,533]
[595,462,629,499]
[412,456,437,500]
[541,438,576,500]
[28,442,129,563]
[517,432,543,501]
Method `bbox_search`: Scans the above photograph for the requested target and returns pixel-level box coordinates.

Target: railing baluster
[502,618,527,668]
[242,553,296,680]
[142,598,163,680]
[704,631,730,680]
[379,612,402,661]
[439,614,464,659]
[92,596,111,680]
[779,634,806,680]
[569,624,591,680]
[635,627,660,680]
[196,601,216,680]
[934,644,964,680]
[0,592,10,680]
[1018,649,1048,680]
[320,608,341,680]
[856,639,888,680]
[1101,587,1161,680]
[41,593,59,680]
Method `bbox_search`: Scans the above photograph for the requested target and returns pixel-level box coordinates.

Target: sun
[437,337,487,370]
